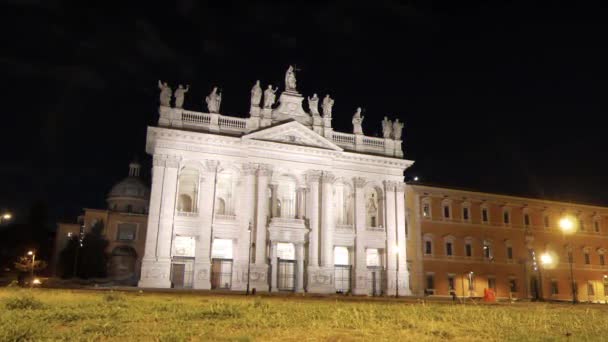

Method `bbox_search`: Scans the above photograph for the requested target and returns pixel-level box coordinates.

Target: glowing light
[27,251,33,256]
[559,216,575,233]
[540,253,553,266]
[414,177,419,181]
[2,213,11,220]
[32,278,41,285]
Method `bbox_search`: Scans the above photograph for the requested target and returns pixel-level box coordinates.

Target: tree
[58,235,80,278]
[78,221,109,279]
[14,255,47,285]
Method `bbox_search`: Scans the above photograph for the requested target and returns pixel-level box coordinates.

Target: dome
[107,161,150,213]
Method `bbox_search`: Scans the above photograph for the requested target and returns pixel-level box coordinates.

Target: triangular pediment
[242,120,343,151]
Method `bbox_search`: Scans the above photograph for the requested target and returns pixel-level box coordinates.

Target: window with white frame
[551,280,559,295]
[505,240,514,260]
[487,277,496,291]
[583,248,591,265]
[578,217,585,232]
[447,274,455,291]
[425,273,435,291]
[508,278,518,293]
[462,202,470,221]
[421,198,431,219]
[444,235,455,257]
[483,240,493,260]
[481,206,489,224]
[523,210,531,227]
[423,234,433,255]
[442,199,451,220]
[587,282,595,296]
[599,249,606,266]
[593,216,601,233]
[464,237,473,257]
[503,208,510,225]
[543,214,550,229]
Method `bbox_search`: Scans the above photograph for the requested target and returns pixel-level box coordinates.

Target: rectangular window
[584,253,591,265]
[588,283,595,296]
[463,207,469,220]
[465,244,472,257]
[447,275,455,291]
[425,241,432,255]
[422,203,430,218]
[594,221,600,233]
[117,223,137,241]
[524,213,530,226]
[484,245,492,259]
[509,279,518,293]
[503,211,510,224]
[443,206,450,219]
[446,242,453,256]
[482,208,488,223]
[426,274,435,290]
[579,219,585,231]
[544,215,550,228]
[600,254,605,266]
[507,246,513,260]
[551,280,559,295]
[487,278,496,291]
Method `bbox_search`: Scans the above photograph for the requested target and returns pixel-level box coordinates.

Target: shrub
[102,291,125,303]
[4,295,45,310]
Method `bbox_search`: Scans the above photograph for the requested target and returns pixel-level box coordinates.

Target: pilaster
[352,176,368,295]
[395,182,410,295]
[384,180,398,296]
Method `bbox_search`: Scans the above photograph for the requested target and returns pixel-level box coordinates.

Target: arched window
[216,169,238,216]
[177,167,199,213]
[365,187,383,228]
[423,234,434,256]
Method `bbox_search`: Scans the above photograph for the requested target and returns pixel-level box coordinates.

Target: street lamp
[246,221,253,295]
[393,245,399,298]
[0,212,12,223]
[559,216,577,304]
[27,250,35,288]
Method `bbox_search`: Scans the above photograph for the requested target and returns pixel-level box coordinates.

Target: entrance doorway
[211,258,233,289]
[170,258,194,288]
[368,267,384,296]
[277,259,295,291]
[335,265,351,293]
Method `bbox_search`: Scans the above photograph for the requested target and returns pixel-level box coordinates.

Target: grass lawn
[1,288,607,341]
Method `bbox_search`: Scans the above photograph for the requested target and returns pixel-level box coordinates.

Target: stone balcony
[158,106,403,158]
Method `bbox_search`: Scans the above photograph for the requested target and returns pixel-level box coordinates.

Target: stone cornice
[148,126,413,169]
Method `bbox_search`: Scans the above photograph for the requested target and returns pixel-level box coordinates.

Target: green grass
[1,289,607,341]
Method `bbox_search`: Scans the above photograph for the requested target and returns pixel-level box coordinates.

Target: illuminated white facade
[139,67,413,295]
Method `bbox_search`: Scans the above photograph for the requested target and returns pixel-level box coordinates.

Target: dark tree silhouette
[58,235,80,278]
[78,221,109,279]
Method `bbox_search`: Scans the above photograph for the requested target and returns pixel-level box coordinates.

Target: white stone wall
[138,120,413,296]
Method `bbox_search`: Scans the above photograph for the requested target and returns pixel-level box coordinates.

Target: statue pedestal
[272,91,311,126]
[307,266,335,294]
[138,258,172,288]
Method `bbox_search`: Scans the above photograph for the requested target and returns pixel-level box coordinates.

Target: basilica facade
[138,67,413,295]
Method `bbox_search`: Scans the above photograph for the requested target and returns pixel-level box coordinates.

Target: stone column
[270,241,278,292]
[139,155,168,288]
[306,171,321,267]
[321,171,335,267]
[193,160,219,289]
[251,164,271,292]
[384,180,398,296]
[232,163,257,290]
[395,183,411,295]
[296,187,306,219]
[352,177,368,295]
[296,243,305,292]
[270,184,278,218]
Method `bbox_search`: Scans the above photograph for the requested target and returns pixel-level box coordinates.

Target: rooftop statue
[158,80,172,107]
[308,93,320,116]
[263,85,278,109]
[322,94,334,118]
[382,116,392,138]
[352,107,364,135]
[173,84,189,109]
[392,118,404,140]
[251,80,262,107]
[285,65,297,91]
[205,86,222,113]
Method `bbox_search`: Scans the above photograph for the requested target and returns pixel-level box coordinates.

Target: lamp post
[394,245,399,298]
[246,221,253,295]
[27,250,35,288]
[559,216,577,304]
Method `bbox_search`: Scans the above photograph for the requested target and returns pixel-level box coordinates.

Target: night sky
[2,1,608,227]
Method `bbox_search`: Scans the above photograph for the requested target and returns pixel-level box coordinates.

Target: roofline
[408,182,608,211]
